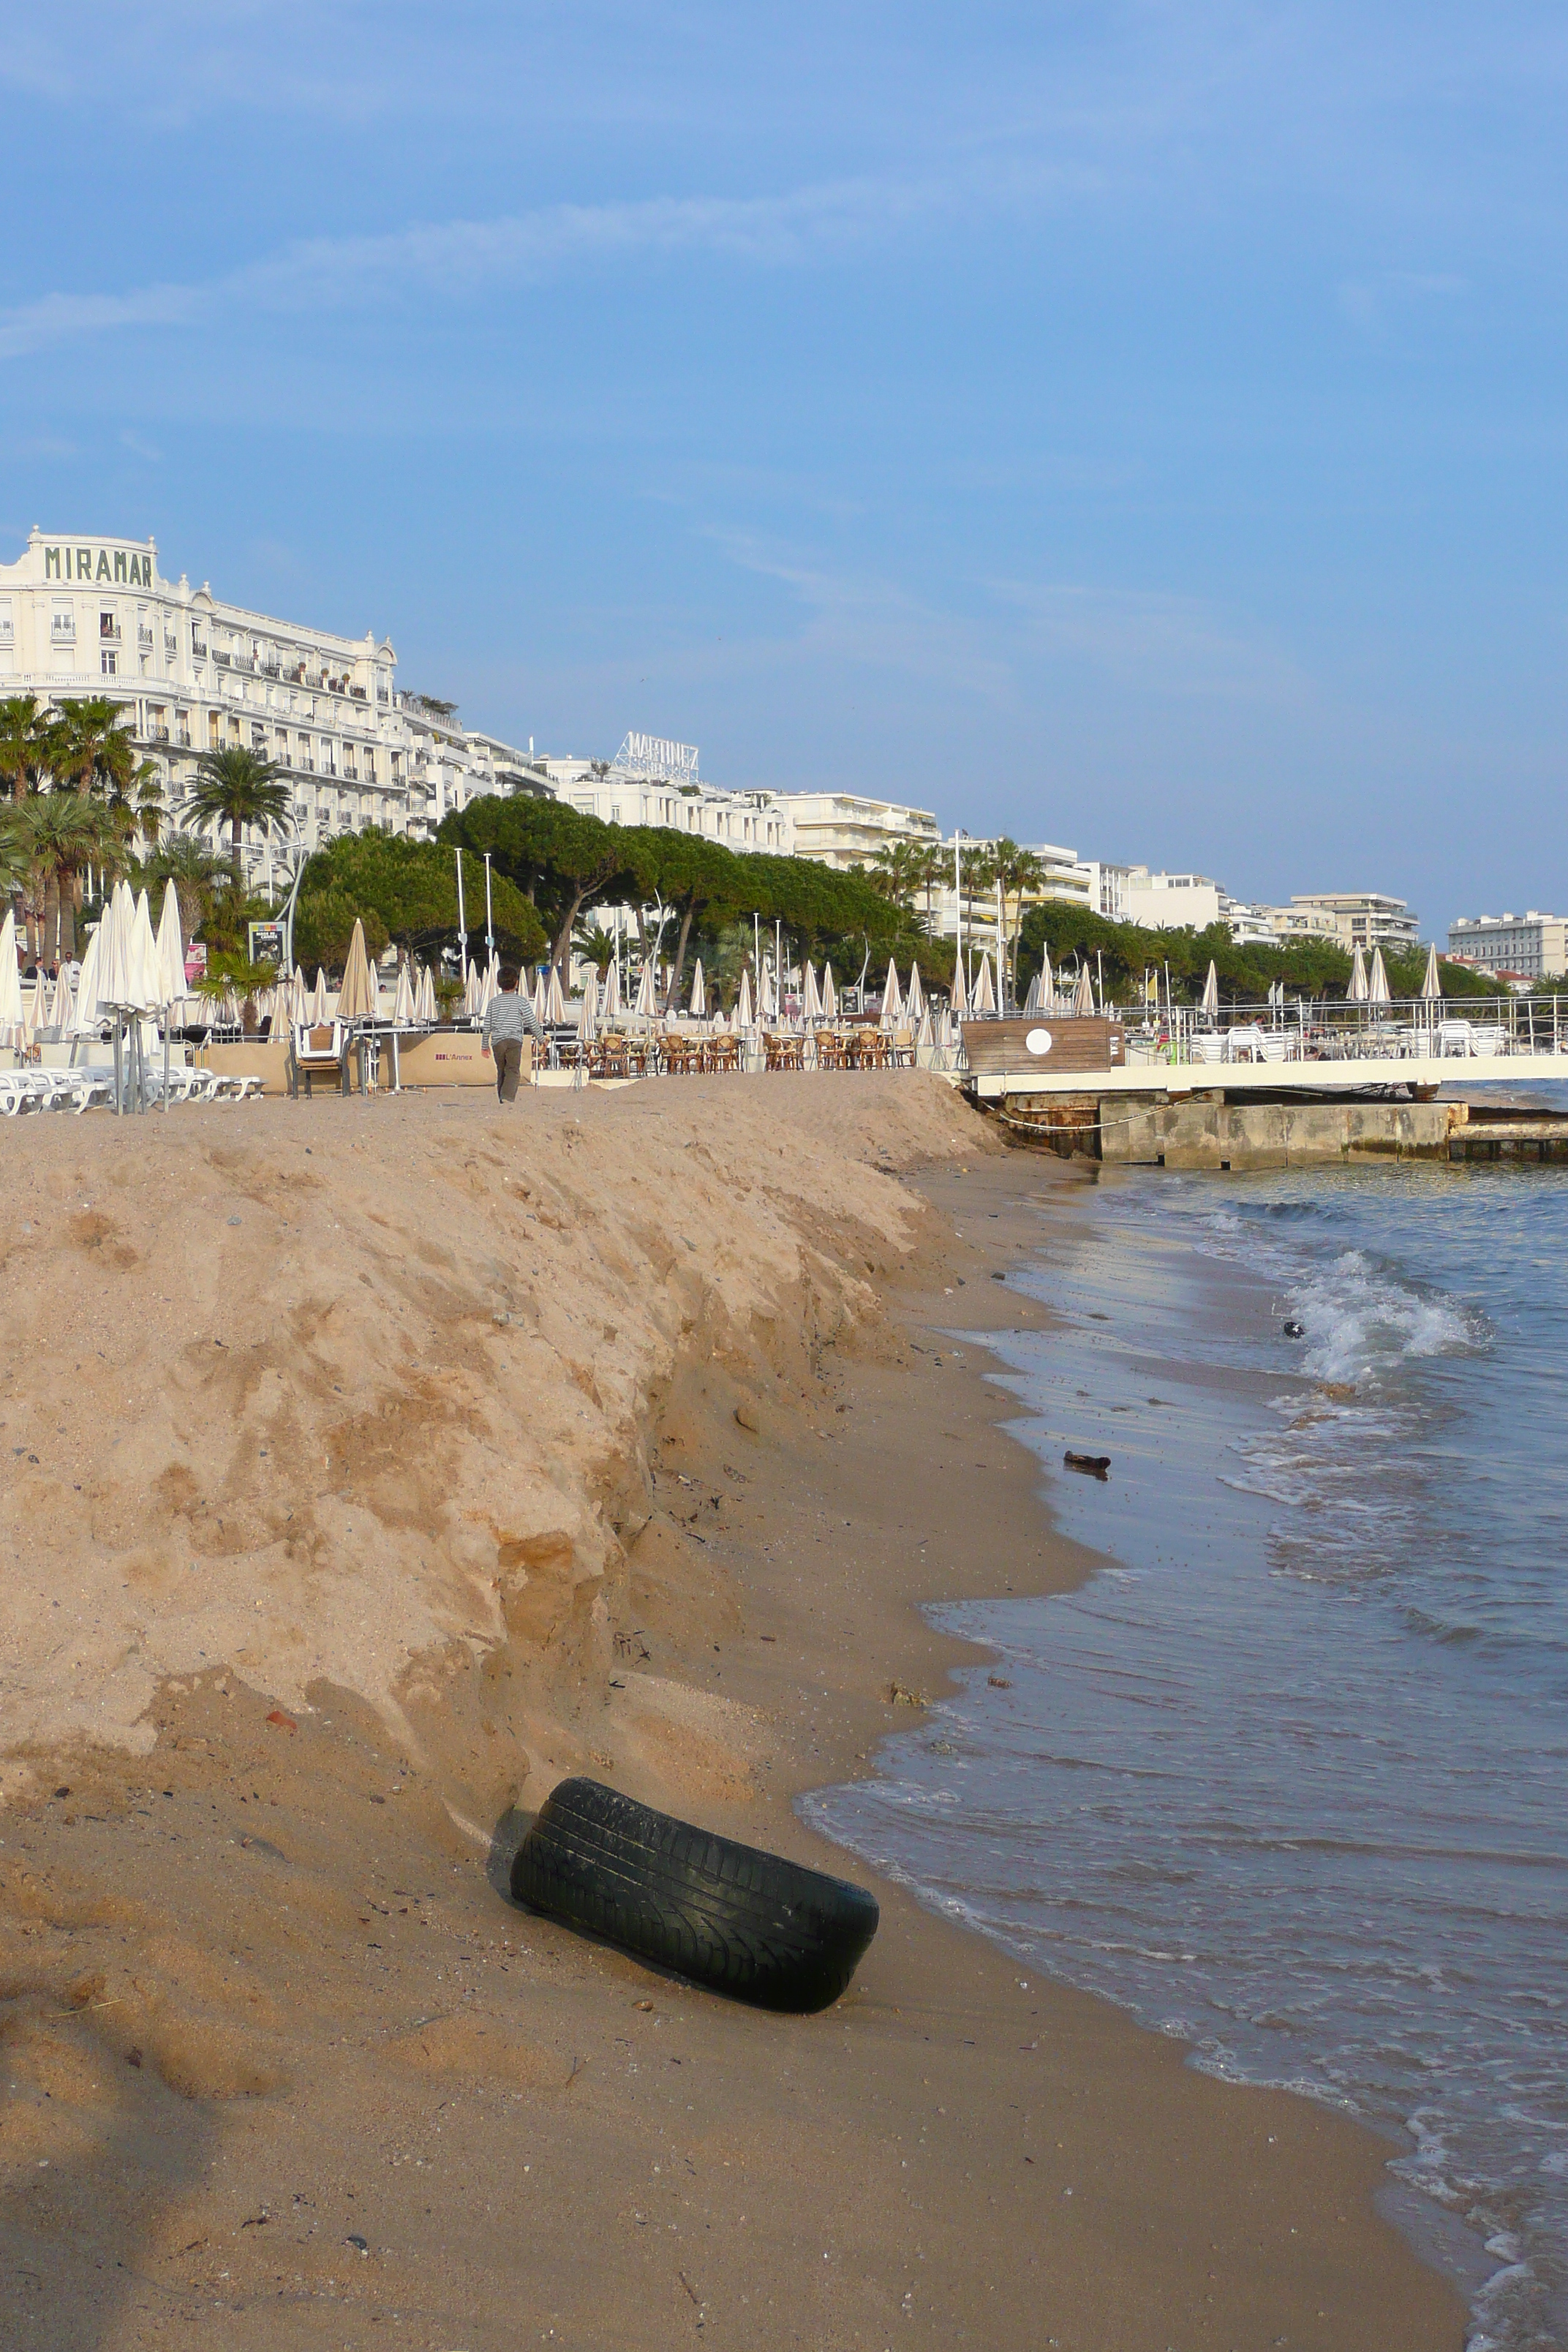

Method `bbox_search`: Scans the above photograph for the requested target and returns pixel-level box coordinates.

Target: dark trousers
[494,1037,525,1102]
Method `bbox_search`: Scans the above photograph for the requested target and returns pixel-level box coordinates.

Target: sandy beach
[0,1075,1464,2349]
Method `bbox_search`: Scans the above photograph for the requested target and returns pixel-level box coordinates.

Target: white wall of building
[1448,912,1568,979]
[1124,869,1225,930]
[0,529,530,880]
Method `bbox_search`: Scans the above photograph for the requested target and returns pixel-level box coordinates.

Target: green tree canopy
[440,798,655,971]
[293,828,547,973]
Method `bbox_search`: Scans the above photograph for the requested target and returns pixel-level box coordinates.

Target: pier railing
[1095,995,1568,1068]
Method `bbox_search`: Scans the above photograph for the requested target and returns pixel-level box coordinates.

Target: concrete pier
[992,1093,1568,1169]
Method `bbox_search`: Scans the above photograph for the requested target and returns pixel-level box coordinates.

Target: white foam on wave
[1289,1247,1478,1387]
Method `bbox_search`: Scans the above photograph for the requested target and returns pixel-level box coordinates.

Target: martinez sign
[42,544,155,587]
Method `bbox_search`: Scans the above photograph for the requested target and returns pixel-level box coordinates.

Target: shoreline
[0,1082,1466,2348]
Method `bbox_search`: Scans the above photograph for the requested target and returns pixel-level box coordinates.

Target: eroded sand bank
[0,1077,1463,2348]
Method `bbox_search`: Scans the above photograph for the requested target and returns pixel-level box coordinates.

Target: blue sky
[4,2,1566,932]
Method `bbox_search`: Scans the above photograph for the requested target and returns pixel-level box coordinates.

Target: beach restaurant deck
[959,995,1568,1101]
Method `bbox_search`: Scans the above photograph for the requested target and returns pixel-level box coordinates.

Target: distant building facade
[0,529,527,878]
[1289,892,1420,951]
[774,791,941,870]
[1447,912,1568,981]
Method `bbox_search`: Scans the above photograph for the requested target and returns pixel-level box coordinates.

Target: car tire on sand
[510,1776,880,2013]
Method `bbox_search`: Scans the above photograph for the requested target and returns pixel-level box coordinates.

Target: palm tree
[46,697,137,800]
[989,838,1047,1008]
[103,758,167,850]
[140,833,230,947]
[0,807,26,901]
[864,840,922,910]
[16,793,119,963]
[184,745,293,872]
[0,695,48,800]
[908,840,949,932]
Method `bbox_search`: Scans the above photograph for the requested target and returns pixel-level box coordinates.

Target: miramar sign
[42,544,155,588]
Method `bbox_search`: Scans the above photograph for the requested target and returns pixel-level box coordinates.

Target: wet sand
[0,1080,1464,2348]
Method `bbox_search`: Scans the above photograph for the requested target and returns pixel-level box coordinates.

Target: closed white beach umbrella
[477,958,497,1019]
[1039,945,1053,1008]
[689,959,706,1018]
[1420,942,1443,1002]
[972,952,996,1014]
[1348,943,1369,1003]
[820,961,838,1020]
[418,964,435,1023]
[49,963,74,1031]
[72,924,103,1032]
[915,1001,933,1048]
[543,962,566,1023]
[21,966,42,1047]
[736,965,754,1031]
[802,960,821,1022]
[337,919,377,1021]
[881,957,903,1031]
[0,909,21,1041]
[1200,960,1219,1020]
[633,958,656,1019]
[1072,962,1095,1017]
[156,882,186,1011]
[308,968,328,1023]
[392,962,415,1025]
[950,949,969,1016]
[603,957,622,1019]
[1022,969,1041,1014]
[119,889,161,1013]
[760,958,777,1022]
[1368,946,1391,1007]
[905,960,924,1022]
[99,881,132,1006]
[580,966,599,1044]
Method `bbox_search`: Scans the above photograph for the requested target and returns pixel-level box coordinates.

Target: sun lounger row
[0,1065,263,1115]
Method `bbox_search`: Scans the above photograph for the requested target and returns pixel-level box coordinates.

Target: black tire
[510,1777,879,2013]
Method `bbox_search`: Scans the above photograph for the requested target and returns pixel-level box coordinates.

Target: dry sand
[0,1075,1464,2348]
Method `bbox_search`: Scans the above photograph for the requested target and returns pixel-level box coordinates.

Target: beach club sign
[40,542,156,588]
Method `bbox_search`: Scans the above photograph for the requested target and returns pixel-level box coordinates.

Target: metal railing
[1101,995,1568,1066]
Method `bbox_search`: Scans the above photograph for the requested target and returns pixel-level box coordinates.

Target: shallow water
[807,1155,1568,2351]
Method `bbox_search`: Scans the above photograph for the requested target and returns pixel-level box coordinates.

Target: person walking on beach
[480,965,544,1102]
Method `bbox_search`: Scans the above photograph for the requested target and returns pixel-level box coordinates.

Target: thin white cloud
[0,159,1082,363]
[987,579,1313,705]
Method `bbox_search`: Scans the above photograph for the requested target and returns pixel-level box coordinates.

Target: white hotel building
[0,529,532,875]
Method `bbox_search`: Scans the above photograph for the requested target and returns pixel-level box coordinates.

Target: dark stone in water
[1283,1319,1306,1339]
[1064,1450,1111,1479]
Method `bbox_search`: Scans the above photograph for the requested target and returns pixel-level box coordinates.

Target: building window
[101,649,117,675]
[100,610,121,641]
[0,603,12,648]
[208,711,220,748]
[51,608,75,642]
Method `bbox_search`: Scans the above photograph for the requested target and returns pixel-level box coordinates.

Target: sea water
[806,1155,1568,2351]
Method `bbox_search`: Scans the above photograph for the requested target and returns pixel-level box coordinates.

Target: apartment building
[1289,892,1420,951]
[1447,912,1568,981]
[0,529,521,875]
